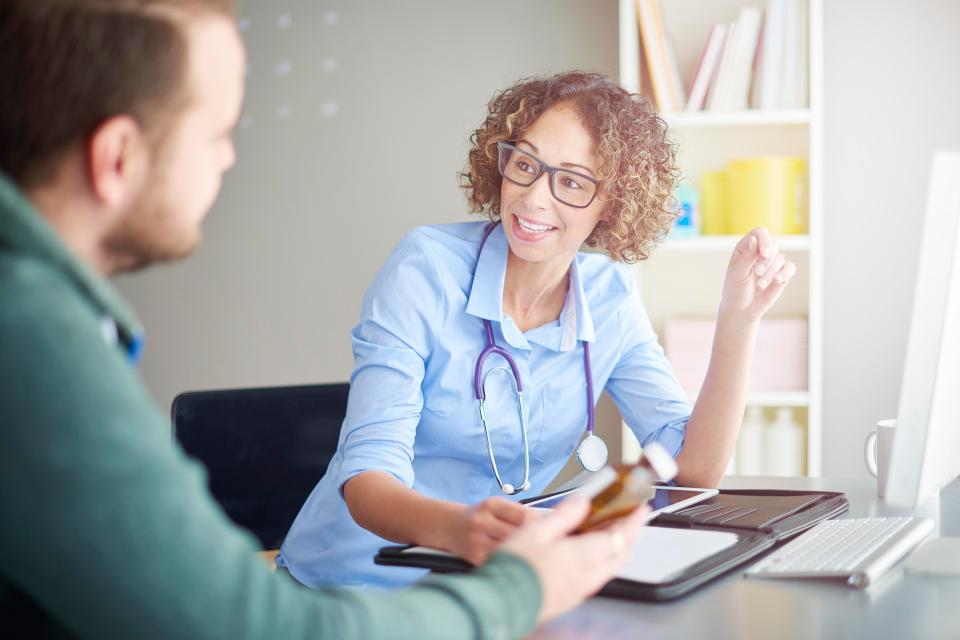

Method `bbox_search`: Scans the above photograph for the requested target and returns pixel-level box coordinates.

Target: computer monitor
[884,151,960,508]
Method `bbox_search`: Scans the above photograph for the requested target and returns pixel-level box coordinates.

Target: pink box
[663,318,808,396]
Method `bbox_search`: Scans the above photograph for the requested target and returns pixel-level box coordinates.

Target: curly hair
[460,71,679,263]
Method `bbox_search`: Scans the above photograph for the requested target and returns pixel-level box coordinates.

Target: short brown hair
[0,0,235,188]
[461,71,679,263]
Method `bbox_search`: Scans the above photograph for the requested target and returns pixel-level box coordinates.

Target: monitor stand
[904,537,960,577]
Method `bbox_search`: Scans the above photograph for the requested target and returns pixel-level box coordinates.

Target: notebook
[375,488,849,601]
[399,527,739,584]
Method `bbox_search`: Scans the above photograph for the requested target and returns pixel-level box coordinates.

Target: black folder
[374,488,849,601]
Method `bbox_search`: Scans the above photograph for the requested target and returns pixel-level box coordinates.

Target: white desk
[533,476,960,640]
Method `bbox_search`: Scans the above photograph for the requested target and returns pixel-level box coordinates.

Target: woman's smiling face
[499,104,605,268]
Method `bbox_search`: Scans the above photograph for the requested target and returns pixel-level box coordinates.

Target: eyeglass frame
[496,141,601,209]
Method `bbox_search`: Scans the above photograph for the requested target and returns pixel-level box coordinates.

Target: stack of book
[635,0,809,113]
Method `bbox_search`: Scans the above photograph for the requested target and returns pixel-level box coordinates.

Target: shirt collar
[465,223,508,323]
[561,256,596,349]
[465,222,596,351]
[0,171,144,349]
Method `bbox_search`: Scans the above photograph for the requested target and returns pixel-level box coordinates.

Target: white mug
[864,419,896,497]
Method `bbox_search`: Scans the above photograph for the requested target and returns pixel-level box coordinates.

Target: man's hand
[500,494,648,623]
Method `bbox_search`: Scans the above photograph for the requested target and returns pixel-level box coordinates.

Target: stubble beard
[100,166,202,275]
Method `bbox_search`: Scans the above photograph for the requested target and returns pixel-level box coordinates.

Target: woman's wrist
[716,305,763,329]
[421,500,469,552]
[714,309,762,350]
[697,309,760,404]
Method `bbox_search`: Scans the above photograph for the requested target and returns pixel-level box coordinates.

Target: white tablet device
[524,484,719,522]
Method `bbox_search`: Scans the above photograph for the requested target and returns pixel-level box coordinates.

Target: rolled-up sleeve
[603,281,693,458]
[338,230,446,489]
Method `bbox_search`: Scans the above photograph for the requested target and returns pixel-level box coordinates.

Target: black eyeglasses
[496,141,600,208]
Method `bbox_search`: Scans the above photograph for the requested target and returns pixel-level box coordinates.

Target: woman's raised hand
[720,226,797,321]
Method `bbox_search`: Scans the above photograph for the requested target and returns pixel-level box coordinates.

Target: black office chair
[171,383,348,551]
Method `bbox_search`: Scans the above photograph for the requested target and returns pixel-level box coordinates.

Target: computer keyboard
[745,516,935,588]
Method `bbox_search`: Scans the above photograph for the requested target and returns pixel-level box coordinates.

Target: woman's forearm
[342,470,466,551]
[675,311,759,487]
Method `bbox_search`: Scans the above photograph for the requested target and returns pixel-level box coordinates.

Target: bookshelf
[661,234,811,252]
[618,0,823,477]
[663,108,810,128]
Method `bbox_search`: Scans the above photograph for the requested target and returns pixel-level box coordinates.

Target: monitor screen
[885,151,960,508]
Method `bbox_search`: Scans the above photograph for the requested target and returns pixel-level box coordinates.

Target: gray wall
[821,0,960,477]
[117,0,619,411]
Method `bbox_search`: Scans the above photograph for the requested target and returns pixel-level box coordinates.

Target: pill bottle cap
[640,442,679,482]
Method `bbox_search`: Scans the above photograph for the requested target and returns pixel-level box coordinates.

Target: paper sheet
[617,527,739,583]
[406,526,738,584]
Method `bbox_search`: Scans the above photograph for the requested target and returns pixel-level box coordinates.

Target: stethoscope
[473,223,608,495]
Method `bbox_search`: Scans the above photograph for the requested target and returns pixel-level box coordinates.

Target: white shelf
[660,235,811,252]
[747,391,810,407]
[690,391,810,407]
[661,109,811,128]
[617,0,823,476]
[686,391,809,407]
[621,391,809,465]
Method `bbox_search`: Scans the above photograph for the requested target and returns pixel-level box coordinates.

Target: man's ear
[85,115,149,209]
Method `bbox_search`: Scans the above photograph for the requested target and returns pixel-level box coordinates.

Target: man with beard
[0,1,646,638]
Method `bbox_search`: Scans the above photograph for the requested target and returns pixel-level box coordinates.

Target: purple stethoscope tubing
[474,319,595,434]
[473,223,600,494]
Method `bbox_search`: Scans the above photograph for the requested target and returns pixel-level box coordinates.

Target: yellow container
[725,157,807,235]
[700,170,729,235]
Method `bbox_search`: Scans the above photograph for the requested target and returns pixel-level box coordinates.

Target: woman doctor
[278,71,796,589]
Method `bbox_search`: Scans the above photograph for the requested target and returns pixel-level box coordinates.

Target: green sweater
[0,173,541,639]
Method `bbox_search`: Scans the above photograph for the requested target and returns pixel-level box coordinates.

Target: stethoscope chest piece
[576,433,609,472]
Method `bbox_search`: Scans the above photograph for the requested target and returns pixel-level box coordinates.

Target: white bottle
[737,407,766,476]
[764,407,805,476]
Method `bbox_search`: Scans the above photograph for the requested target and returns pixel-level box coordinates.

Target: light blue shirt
[277,221,692,589]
